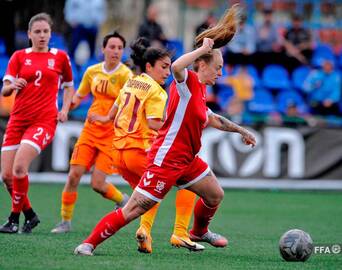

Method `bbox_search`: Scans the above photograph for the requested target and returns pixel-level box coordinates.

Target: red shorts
[135,156,210,202]
[1,118,57,154]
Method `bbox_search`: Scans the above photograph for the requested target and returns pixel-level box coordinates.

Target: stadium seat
[165,39,184,61]
[0,38,6,56]
[247,88,275,114]
[216,84,234,110]
[276,89,308,115]
[311,43,335,67]
[262,64,290,90]
[49,32,68,52]
[292,65,311,91]
[0,56,9,78]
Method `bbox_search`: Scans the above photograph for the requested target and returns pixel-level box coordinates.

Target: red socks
[190,198,219,236]
[6,183,32,211]
[84,208,127,248]
[11,175,29,213]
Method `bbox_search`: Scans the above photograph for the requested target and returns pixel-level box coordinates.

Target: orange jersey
[76,62,132,141]
[113,73,168,150]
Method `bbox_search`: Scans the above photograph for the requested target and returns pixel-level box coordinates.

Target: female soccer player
[0,13,74,233]
[75,5,256,256]
[88,37,201,253]
[51,32,132,233]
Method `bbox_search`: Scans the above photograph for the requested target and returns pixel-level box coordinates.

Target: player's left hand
[241,130,256,147]
[57,110,69,123]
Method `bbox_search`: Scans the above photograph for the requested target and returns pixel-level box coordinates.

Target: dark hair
[292,13,302,21]
[193,49,221,72]
[28,12,53,31]
[102,31,126,48]
[130,37,170,72]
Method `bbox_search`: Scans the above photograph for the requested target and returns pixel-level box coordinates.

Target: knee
[13,165,27,178]
[67,170,82,189]
[206,188,224,207]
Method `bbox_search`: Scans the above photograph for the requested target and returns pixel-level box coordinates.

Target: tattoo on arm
[216,114,242,133]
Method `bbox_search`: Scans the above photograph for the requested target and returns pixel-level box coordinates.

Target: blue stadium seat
[165,39,184,61]
[247,88,275,113]
[262,64,290,90]
[0,56,9,78]
[311,43,335,67]
[292,65,311,91]
[49,32,68,52]
[216,84,234,110]
[276,89,308,114]
[0,38,6,56]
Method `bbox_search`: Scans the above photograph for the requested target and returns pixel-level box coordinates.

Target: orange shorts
[70,143,114,175]
[112,148,147,188]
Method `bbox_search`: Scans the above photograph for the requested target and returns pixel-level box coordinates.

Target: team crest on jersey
[154,180,166,193]
[24,59,32,66]
[110,78,116,84]
[48,59,55,69]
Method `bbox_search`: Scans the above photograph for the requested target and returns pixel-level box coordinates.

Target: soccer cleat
[21,214,40,233]
[115,193,130,209]
[0,220,19,234]
[189,230,228,248]
[74,243,94,256]
[136,226,152,253]
[170,234,205,252]
[51,221,72,233]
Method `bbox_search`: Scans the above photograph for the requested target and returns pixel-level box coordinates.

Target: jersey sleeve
[173,68,191,98]
[145,86,168,120]
[3,52,19,83]
[76,68,91,97]
[61,52,73,88]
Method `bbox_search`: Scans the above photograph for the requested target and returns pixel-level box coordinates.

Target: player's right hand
[13,78,27,91]
[201,38,214,53]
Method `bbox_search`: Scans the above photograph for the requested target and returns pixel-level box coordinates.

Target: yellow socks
[173,189,197,237]
[140,203,160,234]
[61,191,78,221]
[102,183,124,203]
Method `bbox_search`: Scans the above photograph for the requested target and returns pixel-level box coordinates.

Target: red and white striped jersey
[3,48,73,121]
[148,69,210,168]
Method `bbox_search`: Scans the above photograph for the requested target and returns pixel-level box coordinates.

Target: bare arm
[57,85,75,122]
[88,103,119,124]
[171,38,214,83]
[147,118,163,131]
[1,78,27,97]
[208,112,256,147]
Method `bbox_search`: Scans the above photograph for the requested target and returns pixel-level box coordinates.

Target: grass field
[0,183,341,270]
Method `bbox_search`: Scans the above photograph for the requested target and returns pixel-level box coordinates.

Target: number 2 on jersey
[34,70,42,86]
[115,92,141,132]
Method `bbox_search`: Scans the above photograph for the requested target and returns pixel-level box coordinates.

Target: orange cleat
[136,226,152,254]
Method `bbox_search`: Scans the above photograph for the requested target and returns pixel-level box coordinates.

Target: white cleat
[51,221,71,233]
[74,243,94,256]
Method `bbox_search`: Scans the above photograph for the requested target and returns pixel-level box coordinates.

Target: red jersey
[149,69,209,168]
[3,48,73,121]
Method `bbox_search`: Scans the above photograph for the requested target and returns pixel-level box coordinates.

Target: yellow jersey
[113,73,168,150]
[77,62,132,139]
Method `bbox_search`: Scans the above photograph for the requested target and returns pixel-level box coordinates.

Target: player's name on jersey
[126,79,151,91]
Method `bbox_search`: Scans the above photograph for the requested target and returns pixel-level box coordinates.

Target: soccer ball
[279,229,313,262]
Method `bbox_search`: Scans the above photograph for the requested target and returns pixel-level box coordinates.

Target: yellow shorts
[112,148,147,188]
